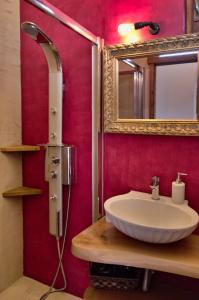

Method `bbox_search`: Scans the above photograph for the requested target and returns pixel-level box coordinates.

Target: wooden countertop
[72,218,199,279]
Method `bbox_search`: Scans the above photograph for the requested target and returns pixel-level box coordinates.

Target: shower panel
[25,0,103,223]
[21,22,73,237]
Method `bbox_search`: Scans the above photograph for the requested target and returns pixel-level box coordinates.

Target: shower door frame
[25,0,103,223]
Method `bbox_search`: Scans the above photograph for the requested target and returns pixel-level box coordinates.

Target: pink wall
[21,0,199,297]
[21,0,104,297]
[103,0,199,211]
[103,0,199,293]
[104,0,185,44]
[103,0,199,209]
[103,0,199,221]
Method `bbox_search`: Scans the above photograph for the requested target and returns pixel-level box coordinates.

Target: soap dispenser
[172,172,187,204]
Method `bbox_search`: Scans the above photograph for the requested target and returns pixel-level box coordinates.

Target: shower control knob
[50,171,57,178]
[50,195,57,201]
[51,107,57,114]
[50,132,57,139]
[51,157,60,165]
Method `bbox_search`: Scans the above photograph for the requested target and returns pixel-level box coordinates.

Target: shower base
[0,276,82,300]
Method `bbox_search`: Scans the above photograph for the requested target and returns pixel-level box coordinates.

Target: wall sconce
[134,22,160,35]
[118,23,134,36]
[118,21,160,37]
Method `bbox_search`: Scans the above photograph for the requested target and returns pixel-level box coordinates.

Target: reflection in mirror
[118,59,144,119]
[118,50,198,120]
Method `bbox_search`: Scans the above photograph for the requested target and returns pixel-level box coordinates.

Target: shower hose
[39,186,71,300]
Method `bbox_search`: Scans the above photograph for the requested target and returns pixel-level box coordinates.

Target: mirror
[103,33,199,135]
[118,53,198,120]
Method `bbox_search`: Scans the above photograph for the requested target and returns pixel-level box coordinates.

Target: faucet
[150,176,160,200]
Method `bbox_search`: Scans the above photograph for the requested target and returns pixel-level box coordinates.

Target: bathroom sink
[104,191,199,243]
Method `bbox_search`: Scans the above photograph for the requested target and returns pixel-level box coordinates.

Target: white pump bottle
[172,172,187,204]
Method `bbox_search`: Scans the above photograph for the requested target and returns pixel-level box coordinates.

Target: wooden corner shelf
[0,145,40,152]
[3,186,42,198]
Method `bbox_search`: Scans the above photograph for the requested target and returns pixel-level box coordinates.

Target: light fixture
[118,21,160,37]
[134,22,160,35]
[118,23,134,36]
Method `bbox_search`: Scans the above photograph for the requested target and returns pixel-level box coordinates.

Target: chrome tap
[150,176,160,200]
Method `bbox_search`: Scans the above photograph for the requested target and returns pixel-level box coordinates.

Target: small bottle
[172,172,187,204]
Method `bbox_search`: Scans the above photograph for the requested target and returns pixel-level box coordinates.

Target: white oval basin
[104,191,199,243]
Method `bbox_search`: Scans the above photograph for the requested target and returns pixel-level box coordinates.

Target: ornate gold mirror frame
[103,33,199,136]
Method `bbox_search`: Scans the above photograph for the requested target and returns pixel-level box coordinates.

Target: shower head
[21,21,62,72]
[21,21,53,44]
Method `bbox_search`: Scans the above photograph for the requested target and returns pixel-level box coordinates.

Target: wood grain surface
[3,186,42,197]
[72,218,199,279]
[0,145,40,152]
[84,285,196,300]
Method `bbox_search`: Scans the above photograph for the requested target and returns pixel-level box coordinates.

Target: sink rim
[104,191,199,232]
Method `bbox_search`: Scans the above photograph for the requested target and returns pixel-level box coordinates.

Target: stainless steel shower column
[25,0,103,223]
[40,39,64,238]
[22,22,64,237]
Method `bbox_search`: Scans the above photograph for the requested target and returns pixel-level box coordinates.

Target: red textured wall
[103,0,199,219]
[21,0,104,297]
[104,0,185,44]
[103,0,199,293]
[21,0,199,297]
